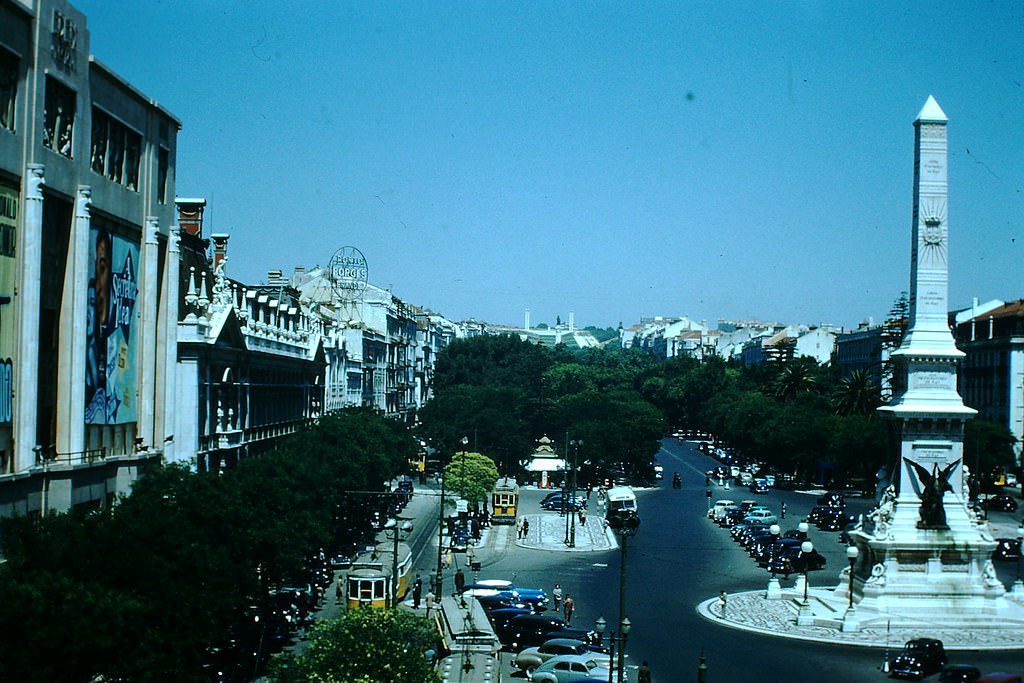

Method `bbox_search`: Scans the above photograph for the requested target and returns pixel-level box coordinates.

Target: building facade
[171,208,327,473]
[953,299,1024,465]
[0,0,180,516]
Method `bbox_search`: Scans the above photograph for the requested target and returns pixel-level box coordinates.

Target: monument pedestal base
[846,517,1014,628]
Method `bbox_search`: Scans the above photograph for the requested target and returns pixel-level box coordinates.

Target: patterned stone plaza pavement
[697,588,1024,651]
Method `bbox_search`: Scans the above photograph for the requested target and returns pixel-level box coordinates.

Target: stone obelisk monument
[849,96,1008,626]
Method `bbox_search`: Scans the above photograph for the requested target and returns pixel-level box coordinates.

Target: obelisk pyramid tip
[916,95,948,123]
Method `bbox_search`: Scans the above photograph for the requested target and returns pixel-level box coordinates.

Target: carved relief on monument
[919,123,947,139]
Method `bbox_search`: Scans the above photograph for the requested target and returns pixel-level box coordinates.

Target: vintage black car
[980,494,1019,512]
[889,638,948,680]
[993,538,1022,560]
[768,544,827,576]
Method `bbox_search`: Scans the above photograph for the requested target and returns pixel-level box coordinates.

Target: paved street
[396,440,1024,682]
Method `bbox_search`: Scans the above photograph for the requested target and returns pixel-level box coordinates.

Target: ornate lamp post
[842,544,860,631]
[567,439,582,548]
[1013,524,1024,597]
[796,539,815,625]
[594,615,631,683]
[766,523,782,599]
[606,508,639,683]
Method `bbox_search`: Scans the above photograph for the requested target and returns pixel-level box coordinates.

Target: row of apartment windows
[0,47,170,202]
[91,107,141,190]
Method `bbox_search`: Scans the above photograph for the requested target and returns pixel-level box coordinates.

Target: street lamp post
[567,439,582,548]
[842,544,861,632]
[846,545,859,609]
[1013,524,1024,597]
[796,539,815,626]
[766,523,782,599]
[594,615,631,683]
[606,508,639,683]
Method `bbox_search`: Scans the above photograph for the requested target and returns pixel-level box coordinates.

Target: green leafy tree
[444,451,500,504]
[269,609,439,683]
[964,419,1018,486]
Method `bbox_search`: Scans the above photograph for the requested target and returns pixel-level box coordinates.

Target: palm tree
[833,369,883,416]
[773,360,819,401]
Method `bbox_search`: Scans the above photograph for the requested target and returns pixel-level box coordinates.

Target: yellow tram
[490,476,520,525]
[344,541,413,609]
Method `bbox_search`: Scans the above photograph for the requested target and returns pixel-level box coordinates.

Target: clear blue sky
[76,1,1024,330]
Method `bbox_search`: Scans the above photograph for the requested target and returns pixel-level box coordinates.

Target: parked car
[768,544,827,576]
[980,494,1019,512]
[514,638,610,674]
[529,654,611,683]
[468,586,549,612]
[708,499,736,520]
[508,618,600,652]
[463,579,548,602]
[742,509,778,526]
[504,613,566,650]
[818,491,844,506]
[541,493,585,511]
[809,505,846,526]
[476,593,531,612]
[938,664,982,683]
[817,510,854,531]
[889,638,948,680]
[993,538,1022,561]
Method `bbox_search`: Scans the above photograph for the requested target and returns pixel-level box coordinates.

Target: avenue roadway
[457,438,1024,682]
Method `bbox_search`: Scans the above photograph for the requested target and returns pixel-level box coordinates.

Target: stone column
[57,186,91,457]
[137,217,159,450]
[14,165,44,471]
[156,230,180,462]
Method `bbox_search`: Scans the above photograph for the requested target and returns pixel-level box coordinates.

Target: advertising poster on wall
[85,228,138,424]
[0,184,15,427]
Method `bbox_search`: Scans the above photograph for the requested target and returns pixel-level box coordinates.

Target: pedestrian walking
[578,508,586,525]
[425,590,435,617]
[454,568,466,595]
[638,661,652,683]
[781,501,787,519]
[523,518,530,538]
[335,577,343,605]
[412,574,423,609]
[552,584,563,611]
[443,549,452,569]
[562,594,574,625]
[517,517,524,539]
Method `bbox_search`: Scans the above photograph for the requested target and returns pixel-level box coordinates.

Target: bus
[344,540,413,609]
[490,477,520,525]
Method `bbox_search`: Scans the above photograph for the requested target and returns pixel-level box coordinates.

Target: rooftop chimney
[175,197,207,237]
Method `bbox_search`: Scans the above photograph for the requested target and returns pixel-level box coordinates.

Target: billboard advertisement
[85,228,138,424]
[0,183,16,426]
